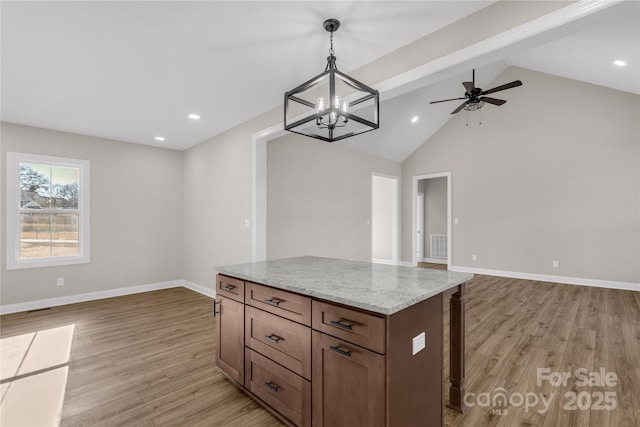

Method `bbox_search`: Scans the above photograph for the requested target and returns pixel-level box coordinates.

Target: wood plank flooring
[1,276,638,426]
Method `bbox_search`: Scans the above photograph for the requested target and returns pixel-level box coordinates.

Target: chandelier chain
[329,31,334,56]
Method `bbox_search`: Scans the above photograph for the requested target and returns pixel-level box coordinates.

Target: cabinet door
[312,331,385,427]
[215,295,244,384]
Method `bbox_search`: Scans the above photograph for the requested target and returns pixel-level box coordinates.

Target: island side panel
[386,293,443,426]
[447,283,466,413]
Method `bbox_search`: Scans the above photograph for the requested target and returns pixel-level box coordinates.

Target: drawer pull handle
[329,345,352,357]
[264,334,281,343]
[221,285,235,292]
[264,381,280,392]
[330,320,353,330]
[264,298,282,306]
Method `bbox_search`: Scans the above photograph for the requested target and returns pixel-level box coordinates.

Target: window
[6,152,90,269]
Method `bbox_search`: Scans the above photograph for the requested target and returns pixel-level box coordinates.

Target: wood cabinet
[311,331,385,427]
[215,274,247,384]
[245,306,311,379]
[245,348,311,426]
[215,295,244,384]
[215,274,445,427]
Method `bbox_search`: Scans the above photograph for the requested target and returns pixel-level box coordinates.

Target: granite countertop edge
[215,257,473,316]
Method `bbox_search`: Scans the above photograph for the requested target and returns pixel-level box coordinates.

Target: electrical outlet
[56,277,64,286]
[244,219,251,228]
[412,332,426,355]
[472,254,477,261]
[454,218,459,224]
[552,260,559,268]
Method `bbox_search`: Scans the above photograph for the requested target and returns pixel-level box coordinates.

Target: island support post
[446,283,466,413]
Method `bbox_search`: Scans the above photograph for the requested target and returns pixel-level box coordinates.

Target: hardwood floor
[418,261,448,270]
[1,277,638,426]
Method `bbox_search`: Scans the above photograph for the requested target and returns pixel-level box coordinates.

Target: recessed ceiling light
[155,136,165,141]
[411,116,419,124]
[613,60,627,67]
[188,114,201,120]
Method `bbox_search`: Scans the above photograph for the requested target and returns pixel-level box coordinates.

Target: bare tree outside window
[19,163,80,259]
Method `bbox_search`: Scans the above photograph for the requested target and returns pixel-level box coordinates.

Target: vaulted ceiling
[2,1,638,161]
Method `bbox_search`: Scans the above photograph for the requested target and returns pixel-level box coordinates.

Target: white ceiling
[2,1,638,160]
[338,0,640,162]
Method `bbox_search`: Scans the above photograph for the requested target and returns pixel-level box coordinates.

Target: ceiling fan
[430,69,522,114]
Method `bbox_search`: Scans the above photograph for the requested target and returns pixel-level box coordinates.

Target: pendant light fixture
[284,18,379,143]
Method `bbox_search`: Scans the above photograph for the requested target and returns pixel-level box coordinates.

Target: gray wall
[402,67,640,283]
[1,123,183,304]
[266,134,400,262]
[181,108,280,289]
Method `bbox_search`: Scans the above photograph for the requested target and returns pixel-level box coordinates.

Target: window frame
[6,151,90,269]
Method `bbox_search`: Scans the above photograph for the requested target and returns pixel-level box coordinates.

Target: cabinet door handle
[330,320,353,331]
[264,381,280,392]
[264,334,281,343]
[213,300,220,317]
[221,284,235,292]
[264,298,282,306]
[329,345,352,357]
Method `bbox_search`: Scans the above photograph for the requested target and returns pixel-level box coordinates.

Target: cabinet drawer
[217,275,245,303]
[245,348,311,427]
[312,300,385,354]
[246,282,311,326]
[245,306,311,380]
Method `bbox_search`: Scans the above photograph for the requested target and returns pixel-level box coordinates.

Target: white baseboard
[182,280,216,298]
[0,280,182,315]
[0,279,219,315]
[397,261,415,267]
[371,258,398,266]
[448,265,640,292]
[4,268,636,315]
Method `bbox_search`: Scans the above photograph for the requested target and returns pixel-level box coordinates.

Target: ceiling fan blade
[451,102,468,114]
[480,97,506,106]
[430,97,466,104]
[481,80,522,95]
[462,81,475,93]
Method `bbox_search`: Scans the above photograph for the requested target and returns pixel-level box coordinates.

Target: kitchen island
[214,256,473,426]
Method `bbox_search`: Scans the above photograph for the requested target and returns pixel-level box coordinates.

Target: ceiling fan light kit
[284,18,380,143]
[430,69,522,116]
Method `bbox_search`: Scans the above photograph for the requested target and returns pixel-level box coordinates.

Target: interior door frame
[411,172,452,268]
[416,192,424,261]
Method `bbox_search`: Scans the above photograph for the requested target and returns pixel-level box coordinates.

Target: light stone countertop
[216,256,473,315]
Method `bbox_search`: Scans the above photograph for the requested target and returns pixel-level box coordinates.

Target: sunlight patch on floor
[0,324,75,426]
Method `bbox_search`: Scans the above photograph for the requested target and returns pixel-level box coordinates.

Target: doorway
[412,172,451,268]
[371,174,399,265]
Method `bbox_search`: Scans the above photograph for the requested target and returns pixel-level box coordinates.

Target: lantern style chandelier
[284,19,380,143]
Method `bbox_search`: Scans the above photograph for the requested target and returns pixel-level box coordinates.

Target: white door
[372,175,398,265]
[416,192,424,261]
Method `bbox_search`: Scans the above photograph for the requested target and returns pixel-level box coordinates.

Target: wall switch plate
[552,260,559,268]
[244,219,251,228]
[412,332,426,355]
[472,254,477,261]
[57,277,64,286]
[454,218,459,224]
